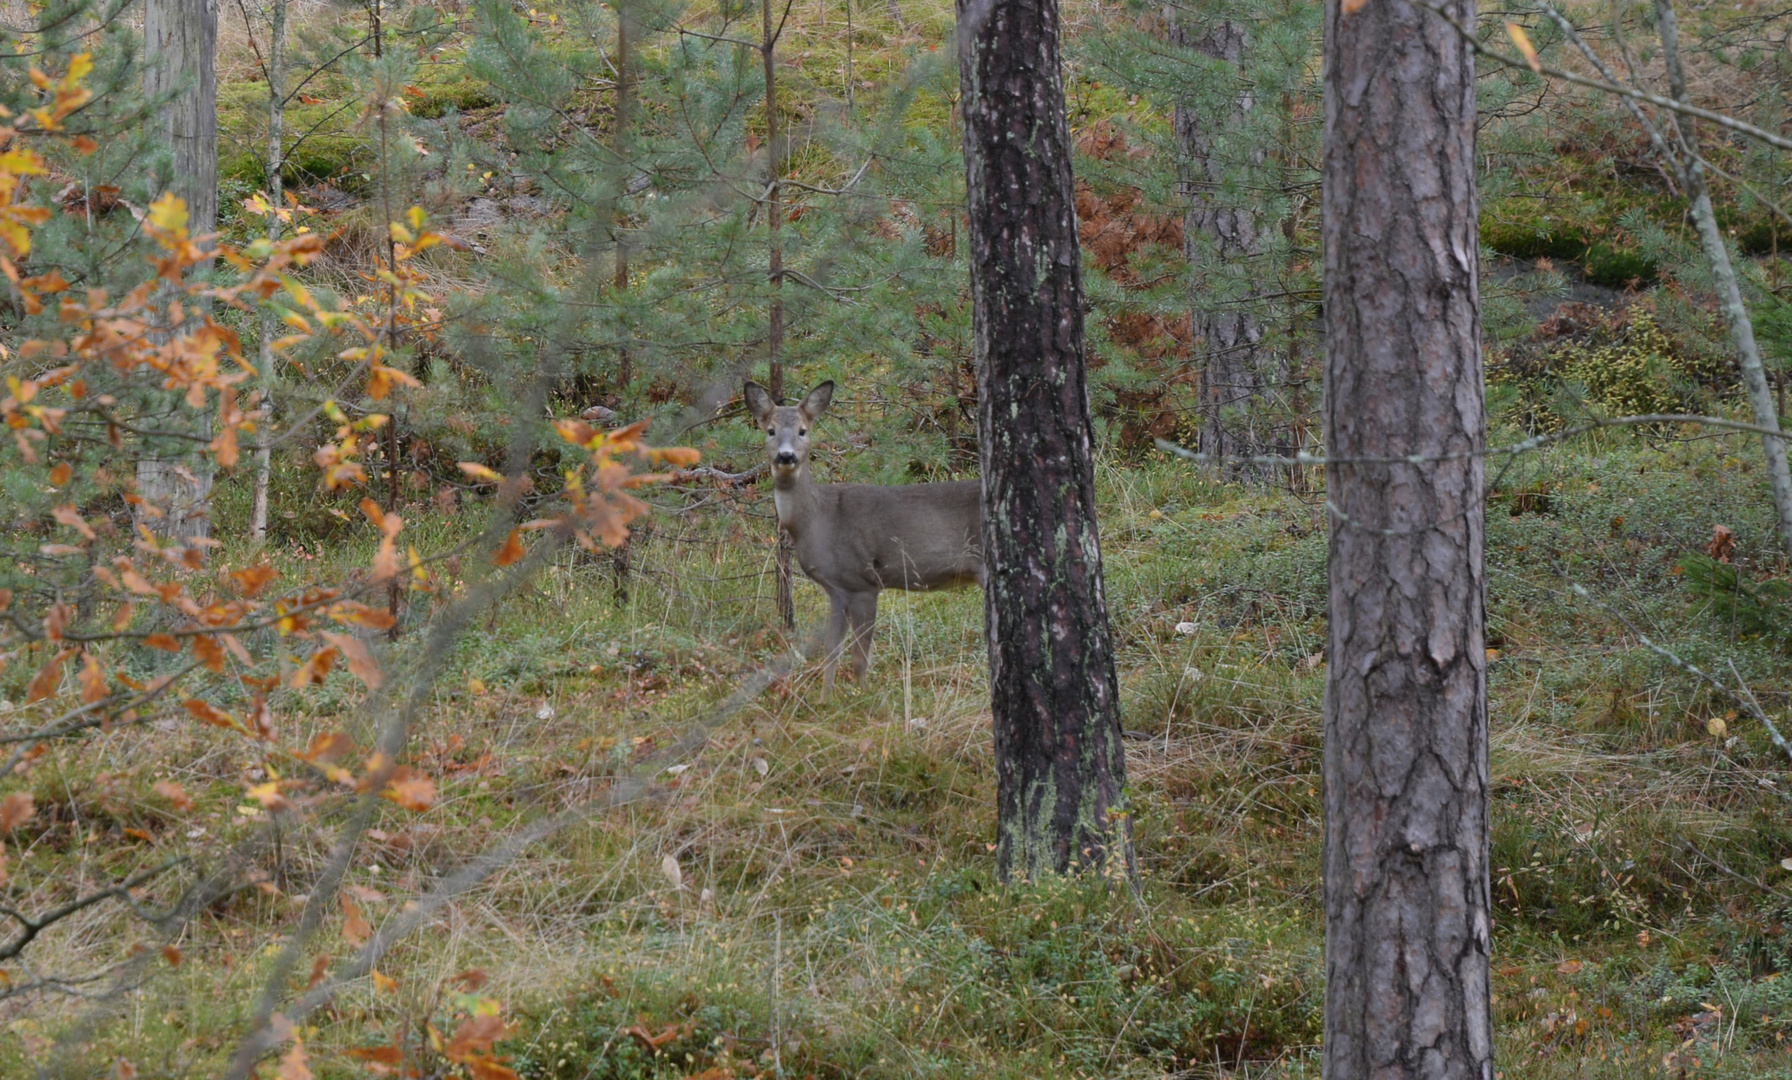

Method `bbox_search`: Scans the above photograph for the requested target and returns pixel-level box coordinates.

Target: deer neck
[771,463,816,537]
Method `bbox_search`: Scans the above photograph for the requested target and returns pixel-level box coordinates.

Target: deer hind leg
[821,591,849,700]
[846,590,879,683]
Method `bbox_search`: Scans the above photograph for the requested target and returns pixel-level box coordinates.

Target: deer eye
[766,428,774,436]
[798,428,807,437]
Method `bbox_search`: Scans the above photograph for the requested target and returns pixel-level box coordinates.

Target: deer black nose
[775,451,798,466]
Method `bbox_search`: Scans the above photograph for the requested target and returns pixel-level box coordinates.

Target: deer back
[793,479,983,593]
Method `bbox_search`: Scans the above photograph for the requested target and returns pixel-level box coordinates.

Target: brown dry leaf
[192,634,226,673]
[161,945,181,967]
[1341,0,1367,12]
[370,969,399,994]
[349,1045,404,1065]
[77,651,107,704]
[465,1060,522,1080]
[1556,959,1584,975]
[383,770,436,812]
[113,1061,138,1080]
[299,731,355,765]
[153,780,193,811]
[230,563,278,597]
[0,792,35,834]
[1707,524,1736,563]
[184,699,236,729]
[51,504,96,540]
[25,648,74,703]
[304,954,329,990]
[454,968,490,991]
[277,1037,312,1080]
[291,646,339,688]
[110,601,133,632]
[493,527,525,567]
[319,631,382,691]
[446,1015,515,1059]
[341,895,371,945]
[144,633,181,653]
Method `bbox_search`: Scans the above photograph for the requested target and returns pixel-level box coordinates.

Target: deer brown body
[744,381,984,695]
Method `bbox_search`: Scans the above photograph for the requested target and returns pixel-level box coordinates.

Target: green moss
[1482,214,1589,261]
[1583,242,1659,288]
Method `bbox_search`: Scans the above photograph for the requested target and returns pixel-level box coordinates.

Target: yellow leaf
[1707,716,1728,738]
[147,193,188,235]
[0,147,46,175]
[1506,22,1542,73]
[457,461,503,484]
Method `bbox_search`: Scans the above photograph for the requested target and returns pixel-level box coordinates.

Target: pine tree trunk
[1654,0,1792,558]
[1174,21,1285,481]
[957,0,1132,881]
[611,0,633,604]
[139,0,219,544]
[1321,0,1492,1075]
[250,0,286,544]
[764,0,794,630]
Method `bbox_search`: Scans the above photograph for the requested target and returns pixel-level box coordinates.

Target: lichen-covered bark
[1322,0,1492,1075]
[957,0,1132,881]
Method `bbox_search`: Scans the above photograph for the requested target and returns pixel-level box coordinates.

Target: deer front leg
[846,590,879,683]
[821,590,850,700]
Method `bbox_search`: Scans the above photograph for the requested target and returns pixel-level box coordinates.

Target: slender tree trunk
[139,0,219,544]
[958,0,1132,881]
[1174,21,1285,482]
[250,0,287,544]
[611,0,634,604]
[1321,0,1491,1075]
[764,0,795,630]
[1654,0,1792,557]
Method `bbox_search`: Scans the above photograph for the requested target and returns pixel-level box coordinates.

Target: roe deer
[744,380,984,696]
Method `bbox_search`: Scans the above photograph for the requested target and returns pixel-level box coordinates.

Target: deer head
[743,380,833,480]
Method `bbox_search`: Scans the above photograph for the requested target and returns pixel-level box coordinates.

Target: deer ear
[799,381,834,421]
[742,381,776,423]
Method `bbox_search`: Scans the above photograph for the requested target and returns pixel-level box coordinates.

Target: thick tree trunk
[1654,0,1792,558]
[1321,0,1492,1074]
[139,0,219,544]
[1174,21,1286,481]
[250,0,287,544]
[958,0,1132,881]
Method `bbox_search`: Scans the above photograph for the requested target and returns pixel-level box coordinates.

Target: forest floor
[10,415,1792,1078]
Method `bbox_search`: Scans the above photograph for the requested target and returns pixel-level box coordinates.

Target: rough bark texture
[1321,0,1492,1075]
[1174,21,1287,480]
[957,0,1132,881]
[1653,0,1792,558]
[139,0,219,543]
